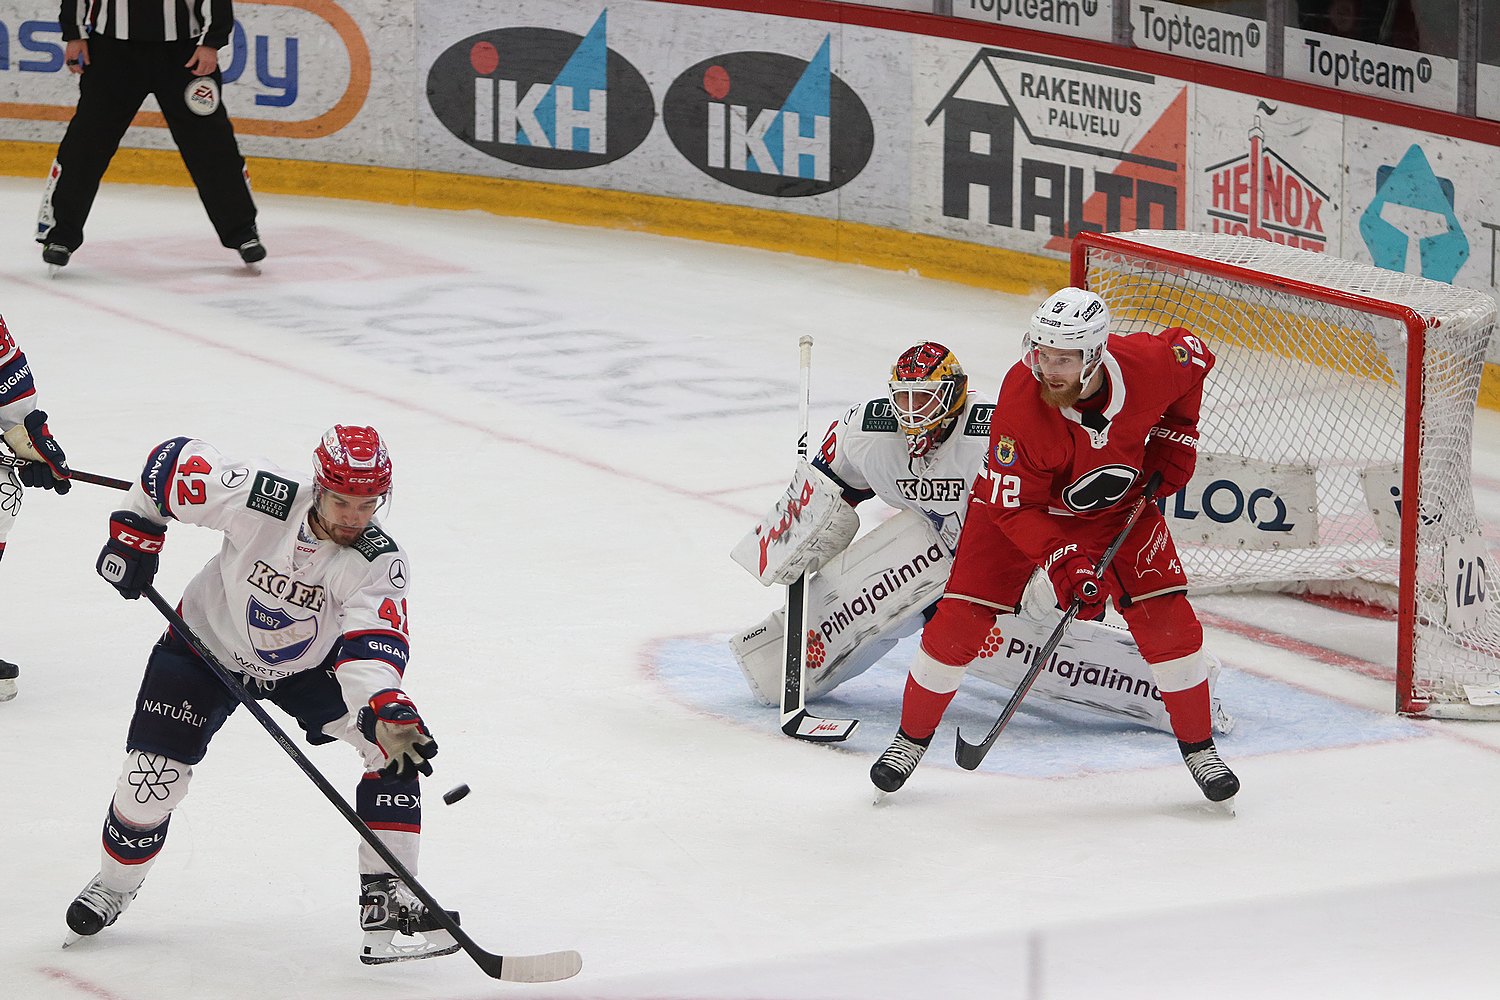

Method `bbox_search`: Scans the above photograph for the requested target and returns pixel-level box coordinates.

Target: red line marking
[39,968,134,1000]
[1292,592,1397,621]
[1196,609,1394,682]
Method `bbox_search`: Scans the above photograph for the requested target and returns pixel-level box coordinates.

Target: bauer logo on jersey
[247,471,298,520]
[993,436,1017,467]
[1062,465,1138,512]
[963,404,994,436]
[861,399,898,433]
[185,77,220,116]
[246,597,319,665]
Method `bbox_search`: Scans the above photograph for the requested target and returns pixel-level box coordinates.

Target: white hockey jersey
[120,437,411,709]
[813,395,993,553]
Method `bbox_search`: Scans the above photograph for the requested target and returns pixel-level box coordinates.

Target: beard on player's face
[1040,379,1084,409]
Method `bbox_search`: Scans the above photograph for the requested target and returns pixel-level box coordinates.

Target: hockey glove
[1044,545,1106,618]
[1143,423,1198,497]
[96,510,166,600]
[3,410,71,493]
[358,689,438,782]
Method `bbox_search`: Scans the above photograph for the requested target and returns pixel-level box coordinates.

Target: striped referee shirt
[59,0,235,49]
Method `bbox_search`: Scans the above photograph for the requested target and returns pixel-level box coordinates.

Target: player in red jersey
[870,287,1240,806]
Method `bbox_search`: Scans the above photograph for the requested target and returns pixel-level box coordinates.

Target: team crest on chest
[245,597,319,665]
[993,436,1017,467]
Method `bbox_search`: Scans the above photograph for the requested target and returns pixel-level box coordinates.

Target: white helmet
[1023,287,1110,383]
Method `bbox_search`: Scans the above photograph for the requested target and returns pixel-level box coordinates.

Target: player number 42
[378,597,409,635]
[981,471,1021,507]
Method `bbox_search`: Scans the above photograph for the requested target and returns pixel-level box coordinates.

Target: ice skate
[1179,738,1239,813]
[870,729,931,800]
[41,243,71,275]
[63,874,138,946]
[358,874,461,965]
[237,238,267,267]
[0,658,17,701]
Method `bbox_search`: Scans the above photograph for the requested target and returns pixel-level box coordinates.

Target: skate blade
[0,682,16,702]
[46,264,64,278]
[359,929,461,965]
[62,929,82,948]
[1216,795,1237,817]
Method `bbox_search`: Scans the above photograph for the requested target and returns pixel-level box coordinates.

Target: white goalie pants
[730,509,1232,735]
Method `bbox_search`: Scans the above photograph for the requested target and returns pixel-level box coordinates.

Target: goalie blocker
[731,510,1232,736]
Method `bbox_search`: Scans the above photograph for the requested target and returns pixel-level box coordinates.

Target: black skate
[41,243,71,269]
[870,729,932,797]
[64,874,138,945]
[1179,738,1240,806]
[359,874,461,965]
[0,658,17,701]
[237,238,267,265]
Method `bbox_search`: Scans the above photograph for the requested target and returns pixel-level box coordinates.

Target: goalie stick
[0,452,131,491]
[954,472,1163,771]
[140,586,582,983]
[780,336,859,743]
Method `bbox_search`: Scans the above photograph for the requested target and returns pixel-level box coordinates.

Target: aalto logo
[663,36,873,196]
[426,12,654,169]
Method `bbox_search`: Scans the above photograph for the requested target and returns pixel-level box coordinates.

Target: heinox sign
[663,36,874,196]
[426,11,654,169]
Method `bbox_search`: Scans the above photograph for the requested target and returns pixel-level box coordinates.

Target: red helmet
[313,425,391,497]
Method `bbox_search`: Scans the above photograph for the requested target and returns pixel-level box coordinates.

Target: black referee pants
[39,35,258,253]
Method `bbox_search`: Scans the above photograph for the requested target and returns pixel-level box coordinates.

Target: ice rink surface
[2,175,1499,999]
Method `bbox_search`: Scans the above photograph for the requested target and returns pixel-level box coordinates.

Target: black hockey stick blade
[954,472,1163,771]
[781,707,860,742]
[0,453,130,491]
[139,587,583,983]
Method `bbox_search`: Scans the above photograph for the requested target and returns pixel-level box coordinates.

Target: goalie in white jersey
[731,342,1230,735]
[66,425,457,965]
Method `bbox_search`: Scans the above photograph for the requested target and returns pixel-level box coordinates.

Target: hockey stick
[140,586,583,983]
[0,452,131,491]
[779,335,859,743]
[954,471,1163,771]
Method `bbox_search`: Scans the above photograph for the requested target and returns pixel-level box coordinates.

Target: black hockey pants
[39,35,257,253]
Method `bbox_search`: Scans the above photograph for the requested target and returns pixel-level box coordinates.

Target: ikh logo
[1206,110,1328,251]
[663,36,874,196]
[426,11,654,169]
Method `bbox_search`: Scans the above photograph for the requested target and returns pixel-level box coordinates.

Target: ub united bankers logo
[426,12,654,169]
[663,37,873,196]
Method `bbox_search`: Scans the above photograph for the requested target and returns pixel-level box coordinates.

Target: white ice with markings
[3,177,1500,999]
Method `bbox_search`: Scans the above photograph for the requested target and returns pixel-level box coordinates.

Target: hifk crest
[246,596,319,665]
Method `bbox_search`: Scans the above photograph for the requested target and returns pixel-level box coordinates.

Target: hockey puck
[442,784,470,805]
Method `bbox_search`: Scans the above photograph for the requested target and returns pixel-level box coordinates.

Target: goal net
[1073,230,1499,719]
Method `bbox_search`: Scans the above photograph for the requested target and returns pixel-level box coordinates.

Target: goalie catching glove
[3,410,71,493]
[358,689,438,781]
[1143,421,1198,497]
[731,458,859,586]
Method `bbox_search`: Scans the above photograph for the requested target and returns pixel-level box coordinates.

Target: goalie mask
[889,342,968,458]
[1024,287,1111,385]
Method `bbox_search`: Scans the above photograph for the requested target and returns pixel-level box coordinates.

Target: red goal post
[1071,230,1500,719]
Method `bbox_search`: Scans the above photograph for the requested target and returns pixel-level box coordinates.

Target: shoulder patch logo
[1172,344,1191,366]
[964,403,994,436]
[246,471,298,521]
[352,524,396,563]
[993,435,1017,467]
[861,399,898,433]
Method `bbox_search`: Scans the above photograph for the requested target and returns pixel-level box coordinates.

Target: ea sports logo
[185,78,220,116]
